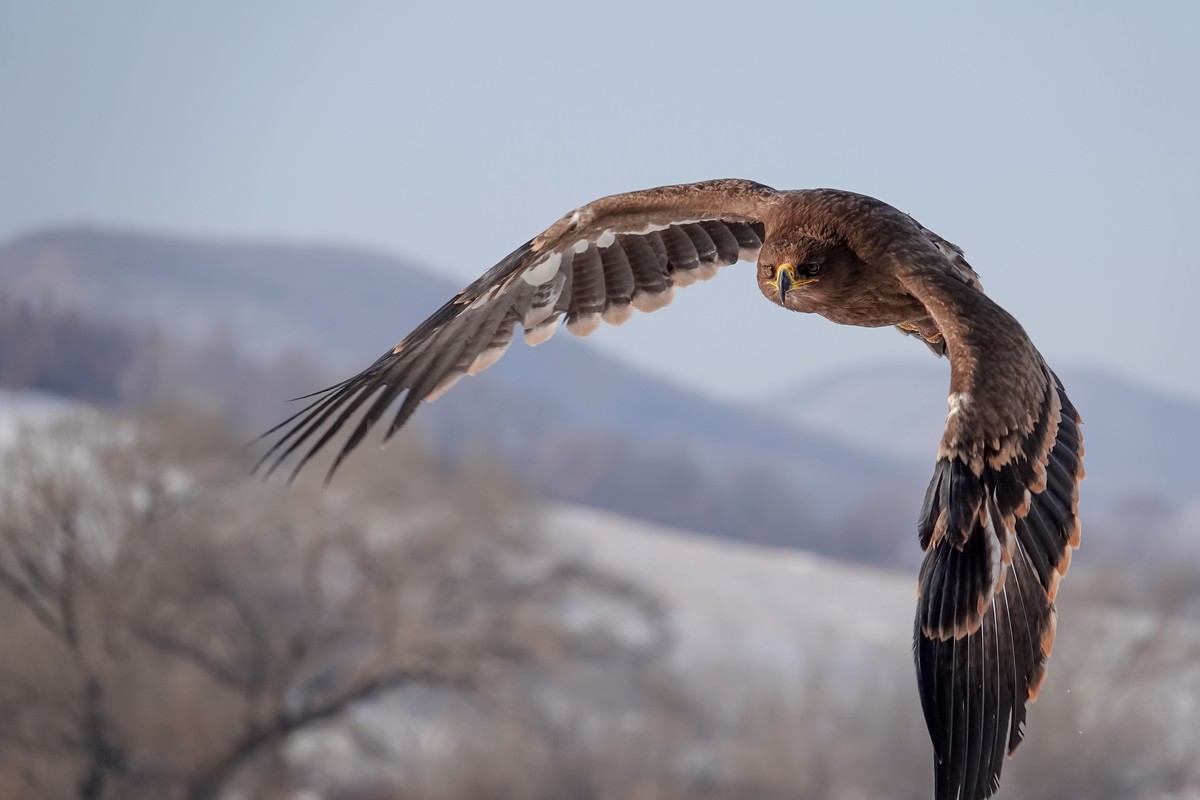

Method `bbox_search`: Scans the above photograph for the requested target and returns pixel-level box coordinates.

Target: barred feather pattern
[254,181,1087,800]
[914,375,1083,800]
[254,213,765,482]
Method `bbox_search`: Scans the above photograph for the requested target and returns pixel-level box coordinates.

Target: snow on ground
[544,504,1200,715]
[0,389,78,444]
[543,504,916,681]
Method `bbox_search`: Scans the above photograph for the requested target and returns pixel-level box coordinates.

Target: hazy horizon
[5,2,1198,403]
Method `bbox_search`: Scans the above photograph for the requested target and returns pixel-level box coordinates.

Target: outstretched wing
[899,264,1084,800]
[257,179,778,481]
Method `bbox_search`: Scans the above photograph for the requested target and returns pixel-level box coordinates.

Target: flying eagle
[260,179,1083,800]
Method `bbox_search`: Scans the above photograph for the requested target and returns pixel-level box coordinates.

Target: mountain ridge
[0,226,904,557]
[767,361,1200,513]
[5,224,1195,564]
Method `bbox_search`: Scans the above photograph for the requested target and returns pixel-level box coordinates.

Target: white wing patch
[521,252,563,286]
[980,496,1006,608]
[627,218,706,236]
[461,217,761,385]
[948,392,970,418]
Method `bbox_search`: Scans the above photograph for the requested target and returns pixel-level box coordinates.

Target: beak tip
[776,267,794,302]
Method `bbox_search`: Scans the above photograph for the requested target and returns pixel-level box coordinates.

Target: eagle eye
[800,263,822,277]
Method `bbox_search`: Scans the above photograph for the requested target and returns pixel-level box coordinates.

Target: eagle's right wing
[257,179,779,481]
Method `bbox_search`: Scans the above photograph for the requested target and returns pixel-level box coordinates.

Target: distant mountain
[12,226,1190,564]
[0,226,909,556]
[0,227,452,367]
[766,362,1200,513]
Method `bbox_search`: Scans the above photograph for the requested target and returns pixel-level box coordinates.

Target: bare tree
[0,408,665,800]
[5,406,1198,800]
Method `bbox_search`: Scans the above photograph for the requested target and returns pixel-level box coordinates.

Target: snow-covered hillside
[0,389,76,444]
[546,504,915,680]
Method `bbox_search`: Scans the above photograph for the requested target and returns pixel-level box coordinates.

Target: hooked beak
[775,263,794,302]
[769,263,818,302]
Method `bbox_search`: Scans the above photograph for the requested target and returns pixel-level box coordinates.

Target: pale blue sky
[3,2,1198,402]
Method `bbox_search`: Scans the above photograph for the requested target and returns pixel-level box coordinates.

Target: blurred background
[2,3,1198,799]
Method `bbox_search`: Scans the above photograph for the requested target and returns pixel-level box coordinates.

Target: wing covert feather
[901,263,1084,800]
[257,180,776,480]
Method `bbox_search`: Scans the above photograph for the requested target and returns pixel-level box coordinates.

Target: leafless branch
[0,568,63,636]
[185,666,467,800]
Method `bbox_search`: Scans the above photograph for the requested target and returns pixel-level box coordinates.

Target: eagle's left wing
[897,262,1084,800]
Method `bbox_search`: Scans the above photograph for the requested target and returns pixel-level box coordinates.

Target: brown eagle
[260,179,1083,800]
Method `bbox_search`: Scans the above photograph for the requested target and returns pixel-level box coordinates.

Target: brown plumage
[259,179,1083,800]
